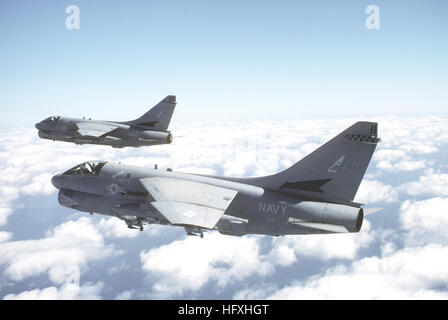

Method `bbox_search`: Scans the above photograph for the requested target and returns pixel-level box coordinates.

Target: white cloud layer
[96,217,140,239]
[0,231,11,243]
[400,197,448,245]
[2,115,448,299]
[400,169,448,197]
[355,180,399,204]
[3,282,104,300]
[374,149,428,172]
[264,244,448,300]
[270,220,373,261]
[0,217,114,285]
[140,233,275,298]
[139,222,374,298]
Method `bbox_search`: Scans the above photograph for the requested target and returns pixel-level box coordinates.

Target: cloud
[95,217,140,239]
[3,282,104,300]
[20,173,55,196]
[271,220,373,261]
[114,290,134,300]
[2,115,448,299]
[139,221,374,298]
[355,179,399,204]
[140,233,274,298]
[264,244,448,300]
[400,197,448,245]
[233,285,279,300]
[399,143,438,155]
[0,231,11,243]
[373,149,427,172]
[0,208,13,227]
[370,116,448,173]
[400,169,448,197]
[0,186,19,226]
[265,244,297,267]
[0,217,114,285]
[378,116,445,153]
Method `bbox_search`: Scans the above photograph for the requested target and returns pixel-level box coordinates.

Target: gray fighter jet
[51,121,380,237]
[35,95,176,148]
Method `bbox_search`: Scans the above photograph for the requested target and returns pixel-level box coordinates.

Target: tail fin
[253,121,380,202]
[126,95,176,131]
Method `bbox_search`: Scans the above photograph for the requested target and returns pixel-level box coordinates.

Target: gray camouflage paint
[51,121,379,237]
[35,96,176,148]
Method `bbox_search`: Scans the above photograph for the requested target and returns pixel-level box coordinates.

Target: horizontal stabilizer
[151,202,223,229]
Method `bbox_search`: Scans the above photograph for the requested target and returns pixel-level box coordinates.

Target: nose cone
[35,122,42,130]
[51,174,62,189]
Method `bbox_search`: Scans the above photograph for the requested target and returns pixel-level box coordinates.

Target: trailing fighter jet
[51,121,380,237]
[35,95,176,148]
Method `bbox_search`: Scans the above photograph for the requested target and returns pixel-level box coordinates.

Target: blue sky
[1,1,447,127]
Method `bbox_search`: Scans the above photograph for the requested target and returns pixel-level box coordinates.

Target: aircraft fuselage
[51,161,363,236]
[36,117,172,148]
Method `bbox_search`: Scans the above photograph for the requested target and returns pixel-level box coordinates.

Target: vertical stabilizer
[126,95,176,131]
[250,122,380,202]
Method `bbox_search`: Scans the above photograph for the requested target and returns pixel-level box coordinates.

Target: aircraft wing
[76,122,118,137]
[151,202,224,229]
[139,177,238,229]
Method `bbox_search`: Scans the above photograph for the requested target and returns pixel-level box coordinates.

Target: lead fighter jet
[35,96,176,148]
[51,121,380,237]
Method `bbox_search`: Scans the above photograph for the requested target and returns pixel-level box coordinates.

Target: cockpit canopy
[43,116,60,123]
[63,161,107,176]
